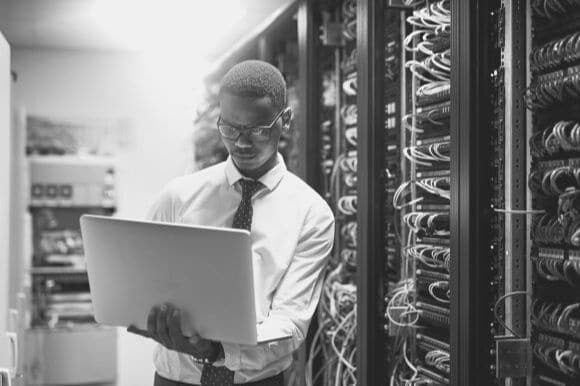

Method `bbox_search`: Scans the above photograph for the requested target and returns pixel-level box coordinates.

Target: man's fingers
[168,308,185,348]
[147,306,159,338]
[156,304,172,347]
[127,325,151,338]
[188,332,201,345]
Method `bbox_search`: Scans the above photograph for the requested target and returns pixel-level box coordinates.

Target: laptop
[80,215,291,345]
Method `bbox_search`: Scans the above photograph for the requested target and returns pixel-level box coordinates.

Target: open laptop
[80,215,291,345]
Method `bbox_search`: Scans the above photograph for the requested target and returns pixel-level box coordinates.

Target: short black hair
[219,60,287,111]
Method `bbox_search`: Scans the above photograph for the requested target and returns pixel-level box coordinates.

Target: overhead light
[91,0,245,53]
[91,0,246,106]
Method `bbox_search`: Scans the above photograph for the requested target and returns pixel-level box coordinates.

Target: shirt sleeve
[218,203,335,371]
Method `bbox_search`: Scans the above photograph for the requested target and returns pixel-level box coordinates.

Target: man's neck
[236,153,278,180]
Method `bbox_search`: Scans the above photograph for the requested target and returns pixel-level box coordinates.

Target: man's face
[218,92,287,173]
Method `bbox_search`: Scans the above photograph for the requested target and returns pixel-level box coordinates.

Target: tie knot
[239,179,262,198]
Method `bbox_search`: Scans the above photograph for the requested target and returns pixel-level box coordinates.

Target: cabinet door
[0,31,14,371]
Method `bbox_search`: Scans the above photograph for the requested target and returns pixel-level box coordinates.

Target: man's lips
[233,152,255,159]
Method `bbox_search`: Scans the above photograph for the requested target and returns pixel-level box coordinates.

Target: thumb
[188,333,201,345]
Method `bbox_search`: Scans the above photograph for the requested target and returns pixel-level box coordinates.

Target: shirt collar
[224,153,287,192]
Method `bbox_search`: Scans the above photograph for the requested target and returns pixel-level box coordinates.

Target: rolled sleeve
[221,342,242,369]
[220,204,335,372]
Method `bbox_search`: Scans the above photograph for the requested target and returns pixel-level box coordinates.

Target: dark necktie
[200,179,262,386]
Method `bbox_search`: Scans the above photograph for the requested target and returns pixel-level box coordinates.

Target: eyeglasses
[217,109,285,140]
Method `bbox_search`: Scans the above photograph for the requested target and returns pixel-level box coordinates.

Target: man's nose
[235,132,253,148]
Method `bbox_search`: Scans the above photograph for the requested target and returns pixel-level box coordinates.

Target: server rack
[527,2,580,385]
[10,115,119,385]
[307,0,528,385]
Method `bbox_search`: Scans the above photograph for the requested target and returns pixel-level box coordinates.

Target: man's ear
[281,107,292,132]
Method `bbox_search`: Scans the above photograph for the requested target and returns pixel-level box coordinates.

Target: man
[128,60,335,386]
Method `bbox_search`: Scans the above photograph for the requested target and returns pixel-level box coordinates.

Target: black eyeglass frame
[216,108,287,140]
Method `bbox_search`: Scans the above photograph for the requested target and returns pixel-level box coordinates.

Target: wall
[10,47,198,386]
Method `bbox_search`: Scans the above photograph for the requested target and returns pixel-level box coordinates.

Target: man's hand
[127,302,221,361]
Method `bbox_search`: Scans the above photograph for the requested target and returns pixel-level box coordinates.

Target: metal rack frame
[449,0,493,384]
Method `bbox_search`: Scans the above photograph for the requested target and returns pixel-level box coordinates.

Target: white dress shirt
[146,153,335,384]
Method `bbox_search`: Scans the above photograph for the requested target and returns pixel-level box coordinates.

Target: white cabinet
[0,31,17,384]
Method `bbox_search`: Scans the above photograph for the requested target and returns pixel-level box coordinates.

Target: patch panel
[535,374,567,386]
[526,64,580,110]
[416,169,450,179]
[416,82,451,107]
[417,365,450,385]
[417,305,450,329]
[415,100,451,123]
[530,4,580,384]
[416,269,450,282]
[530,32,580,73]
[416,333,451,352]
[532,299,580,338]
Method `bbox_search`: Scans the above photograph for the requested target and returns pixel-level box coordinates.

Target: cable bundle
[531,191,580,246]
[329,154,357,199]
[403,142,450,167]
[533,339,580,378]
[424,350,450,374]
[342,0,357,42]
[525,64,580,109]
[342,49,358,74]
[533,253,580,285]
[385,279,419,329]
[389,341,431,386]
[340,248,357,271]
[306,263,357,386]
[531,31,580,73]
[344,127,358,147]
[407,245,451,270]
[343,173,357,189]
[338,195,358,216]
[529,121,580,157]
[341,222,357,247]
[416,177,450,200]
[342,73,358,96]
[406,50,450,83]
[416,81,451,105]
[528,166,580,197]
[558,188,580,219]
[339,155,357,173]
[339,156,358,188]
[393,178,450,210]
[404,1,450,55]
[532,0,580,20]
[403,212,450,237]
[532,300,580,337]
[426,281,450,304]
[531,214,567,244]
[402,110,447,133]
[341,104,358,126]
[312,6,359,377]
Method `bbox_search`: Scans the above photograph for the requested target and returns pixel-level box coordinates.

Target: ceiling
[0,0,294,61]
